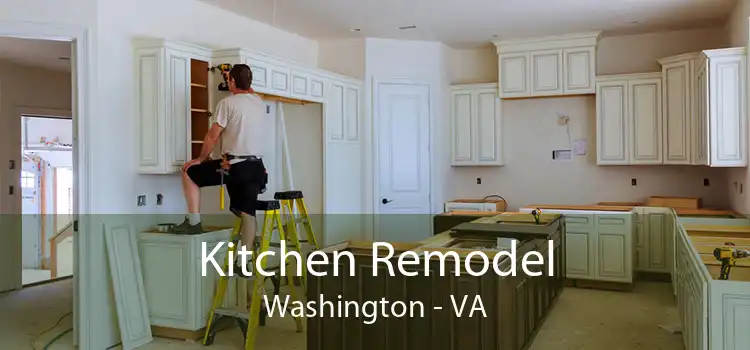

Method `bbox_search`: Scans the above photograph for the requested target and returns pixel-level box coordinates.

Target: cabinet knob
[382,198,393,204]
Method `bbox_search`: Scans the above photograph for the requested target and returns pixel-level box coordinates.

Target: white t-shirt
[212,93,265,158]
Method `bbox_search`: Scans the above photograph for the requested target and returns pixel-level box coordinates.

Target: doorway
[21,115,74,285]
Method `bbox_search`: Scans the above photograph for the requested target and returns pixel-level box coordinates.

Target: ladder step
[214,308,250,319]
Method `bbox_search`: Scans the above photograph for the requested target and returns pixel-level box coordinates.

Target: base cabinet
[634,207,673,275]
[521,208,633,284]
[308,226,564,350]
[137,228,236,331]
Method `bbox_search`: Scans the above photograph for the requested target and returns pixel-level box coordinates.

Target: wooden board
[597,201,644,206]
[674,208,740,216]
[524,204,635,212]
[646,196,700,209]
[683,224,750,234]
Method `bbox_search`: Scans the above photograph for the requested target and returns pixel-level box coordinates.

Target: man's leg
[173,160,222,234]
[182,168,201,225]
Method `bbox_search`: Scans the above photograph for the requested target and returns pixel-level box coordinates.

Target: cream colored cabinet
[494,32,600,99]
[634,207,673,274]
[213,48,329,104]
[660,56,695,165]
[519,208,634,284]
[659,48,747,167]
[450,84,503,166]
[596,73,663,165]
[698,48,747,167]
[137,228,237,331]
[135,39,212,174]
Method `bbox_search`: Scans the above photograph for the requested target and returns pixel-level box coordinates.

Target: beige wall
[445,27,732,210]
[725,0,750,214]
[282,103,324,215]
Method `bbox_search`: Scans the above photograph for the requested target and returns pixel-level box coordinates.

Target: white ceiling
[0,37,71,71]
[201,0,737,48]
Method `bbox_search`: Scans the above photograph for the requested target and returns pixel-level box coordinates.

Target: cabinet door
[594,215,631,282]
[565,225,593,279]
[596,81,629,164]
[475,89,502,164]
[136,47,165,173]
[167,49,191,171]
[563,47,595,94]
[662,61,692,164]
[693,60,709,165]
[709,54,747,166]
[646,213,669,272]
[138,237,193,329]
[530,50,563,96]
[450,90,474,165]
[344,84,361,141]
[290,69,311,100]
[629,78,663,164]
[499,53,529,98]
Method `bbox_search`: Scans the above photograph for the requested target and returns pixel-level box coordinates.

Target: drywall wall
[726,0,750,214]
[318,38,366,80]
[364,38,451,217]
[597,27,728,75]
[446,27,733,210]
[451,96,729,209]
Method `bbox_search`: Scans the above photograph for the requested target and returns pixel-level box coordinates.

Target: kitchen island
[307,213,565,350]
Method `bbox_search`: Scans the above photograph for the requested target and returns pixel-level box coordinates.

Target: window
[21,170,36,188]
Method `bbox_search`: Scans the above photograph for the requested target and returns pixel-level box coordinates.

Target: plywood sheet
[524,204,635,212]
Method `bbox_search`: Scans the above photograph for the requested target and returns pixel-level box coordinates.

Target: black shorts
[186,158,267,216]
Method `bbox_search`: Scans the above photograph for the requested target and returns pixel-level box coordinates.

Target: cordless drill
[209,63,234,91]
[530,209,543,225]
[713,242,750,280]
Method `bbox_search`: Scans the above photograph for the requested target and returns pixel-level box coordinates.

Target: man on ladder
[173,63,266,274]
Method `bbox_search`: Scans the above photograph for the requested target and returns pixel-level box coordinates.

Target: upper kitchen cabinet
[493,32,601,99]
[134,39,213,174]
[659,48,747,167]
[698,48,747,167]
[450,83,504,166]
[596,73,663,165]
[212,48,328,104]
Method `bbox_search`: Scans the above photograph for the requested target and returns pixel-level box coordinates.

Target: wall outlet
[137,195,146,206]
[703,178,710,187]
[156,193,163,206]
[476,177,482,185]
[631,178,637,186]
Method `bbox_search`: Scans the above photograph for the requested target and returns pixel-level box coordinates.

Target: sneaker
[170,217,204,235]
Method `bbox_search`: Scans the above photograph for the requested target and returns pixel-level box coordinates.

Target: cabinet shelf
[190,83,207,88]
[190,108,209,113]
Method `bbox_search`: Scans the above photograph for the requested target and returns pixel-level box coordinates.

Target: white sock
[188,213,201,225]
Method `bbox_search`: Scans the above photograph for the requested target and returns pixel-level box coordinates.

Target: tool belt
[224,154,262,161]
[219,154,268,193]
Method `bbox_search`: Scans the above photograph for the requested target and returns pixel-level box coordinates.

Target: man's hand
[182,158,203,172]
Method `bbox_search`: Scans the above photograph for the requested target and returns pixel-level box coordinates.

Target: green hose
[42,328,72,350]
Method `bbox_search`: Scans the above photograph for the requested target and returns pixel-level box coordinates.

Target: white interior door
[375,81,431,242]
[21,159,42,269]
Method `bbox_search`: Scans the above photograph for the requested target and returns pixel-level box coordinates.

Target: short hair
[230,64,253,90]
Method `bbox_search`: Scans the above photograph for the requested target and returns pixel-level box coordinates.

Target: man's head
[228,64,253,93]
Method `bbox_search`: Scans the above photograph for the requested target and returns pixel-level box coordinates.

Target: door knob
[382,198,393,204]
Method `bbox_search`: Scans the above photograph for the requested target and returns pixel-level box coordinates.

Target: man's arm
[196,123,223,161]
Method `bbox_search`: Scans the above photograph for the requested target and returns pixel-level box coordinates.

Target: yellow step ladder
[202,191,319,349]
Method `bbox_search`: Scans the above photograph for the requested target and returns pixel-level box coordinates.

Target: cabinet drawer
[564,214,593,226]
[597,216,628,226]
